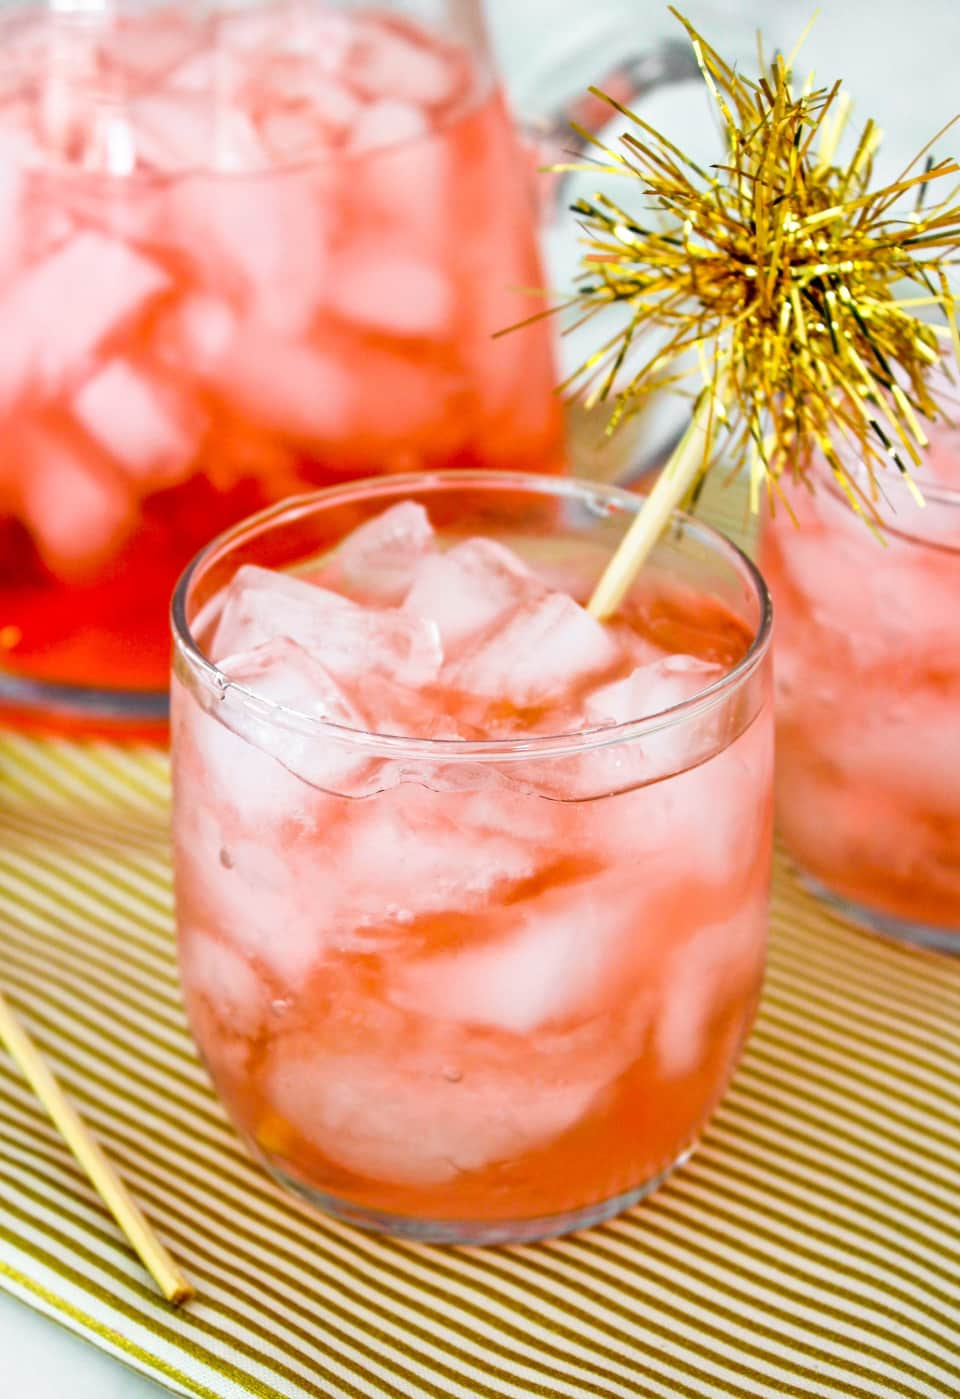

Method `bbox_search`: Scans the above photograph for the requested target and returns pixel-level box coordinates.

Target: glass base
[0,672,168,736]
[263,1152,692,1246]
[800,870,960,955]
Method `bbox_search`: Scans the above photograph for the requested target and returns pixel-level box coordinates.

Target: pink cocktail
[761,403,960,947]
[171,473,773,1241]
[0,2,562,715]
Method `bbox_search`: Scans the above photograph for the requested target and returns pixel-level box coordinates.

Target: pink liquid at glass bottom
[0,6,563,700]
[172,500,773,1234]
[760,422,960,939]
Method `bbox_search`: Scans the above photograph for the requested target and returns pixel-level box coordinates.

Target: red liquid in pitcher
[0,6,563,695]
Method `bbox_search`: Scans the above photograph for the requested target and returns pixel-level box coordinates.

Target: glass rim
[817,458,960,550]
[813,356,960,549]
[170,469,773,762]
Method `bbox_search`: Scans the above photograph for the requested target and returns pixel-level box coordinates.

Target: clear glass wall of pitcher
[0,0,583,729]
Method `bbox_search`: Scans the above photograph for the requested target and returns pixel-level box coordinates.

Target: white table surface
[3,0,957,1393]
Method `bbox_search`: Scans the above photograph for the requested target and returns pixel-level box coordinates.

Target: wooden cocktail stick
[0,988,194,1306]
[588,388,715,620]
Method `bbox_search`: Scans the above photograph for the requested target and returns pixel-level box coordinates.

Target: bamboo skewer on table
[0,987,194,1306]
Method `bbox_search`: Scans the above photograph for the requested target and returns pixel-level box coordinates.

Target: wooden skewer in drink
[587,388,716,619]
[561,11,960,618]
[0,988,194,1306]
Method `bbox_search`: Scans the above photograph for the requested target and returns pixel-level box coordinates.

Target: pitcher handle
[520,37,702,202]
[512,37,703,484]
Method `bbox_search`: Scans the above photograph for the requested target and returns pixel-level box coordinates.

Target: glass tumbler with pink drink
[0,0,572,726]
[761,364,960,950]
[171,471,773,1242]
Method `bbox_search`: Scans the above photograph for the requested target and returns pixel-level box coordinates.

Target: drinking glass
[760,427,960,951]
[171,470,774,1242]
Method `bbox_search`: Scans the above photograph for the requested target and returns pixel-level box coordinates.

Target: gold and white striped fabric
[0,728,958,1399]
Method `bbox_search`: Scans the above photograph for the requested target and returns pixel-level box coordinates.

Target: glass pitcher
[0,0,700,731]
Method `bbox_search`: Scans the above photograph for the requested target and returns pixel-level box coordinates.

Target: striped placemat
[0,728,958,1399]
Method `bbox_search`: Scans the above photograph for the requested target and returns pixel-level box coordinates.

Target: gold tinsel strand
[551,9,960,522]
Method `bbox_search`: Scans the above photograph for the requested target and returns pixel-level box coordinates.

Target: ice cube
[130,92,268,176]
[588,655,725,725]
[17,419,136,581]
[180,931,265,1039]
[656,894,767,1078]
[503,652,731,802]
[212,565,329,658]
[0,98,36,175]
[348,123,450,258]
[214,107,273,175]
[213,637,385,797]
[157,294,238,373]
[768,483,955,653]
[211,324,352,440]
[54,170,158,240]
[332,247,452,338]
[403,538,545,652]
[221,636,366,725]
[174,675,323,833]
[23,195,74,263]
[100,12,203,84]
[215,4,290,53]
[446,784,562,848]
[349,18,458,108]
[73,357,204,486]
[538,681,772,833]
[259,91,356,162]
[177,811,334,984]
[0,153,22,287]
[349,98,428,153]
[803,682,960,815]
[332,784,539,927]
[38,29,100,162]
[320,501,436,605]
[389,881,643,1034]
[453,592,621,706]
[0,231,169,410]
[613,626,670,672]
[178,925,267,1081]
[561,654,728,796]
[259,109,324,163]
[162,171,329,333]
[768,518,889,645]
[254,52,362,133]
[212,564,443,686]
[265,1040,603,1187]
[218,2,352,60]
[301,78,362,131]
[653,716,774,885]
[166,50,219,94]
[84,109,137,178]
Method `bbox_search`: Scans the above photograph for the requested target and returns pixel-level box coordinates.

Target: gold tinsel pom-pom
[550,9,960,520]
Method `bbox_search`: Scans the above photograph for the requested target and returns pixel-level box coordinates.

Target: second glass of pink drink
[761,387,960,950]
[0,0,563,717]
[171,473,773,1241]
